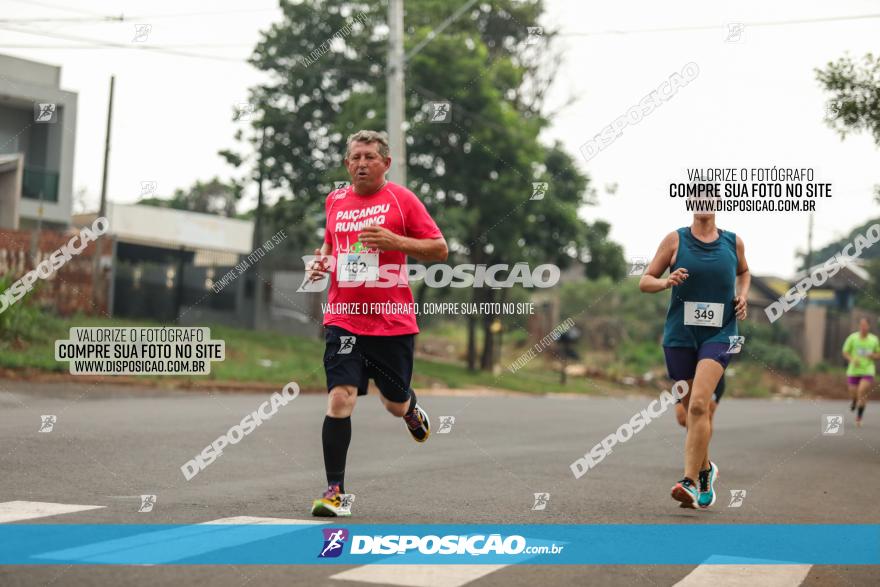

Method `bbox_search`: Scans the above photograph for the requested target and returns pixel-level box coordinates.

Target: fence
[0,227,106,315]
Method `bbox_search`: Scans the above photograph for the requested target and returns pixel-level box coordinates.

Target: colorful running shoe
[698,461,719,509]
[311,484,354,517]
[671,478,699,509]
[404,403,430,443]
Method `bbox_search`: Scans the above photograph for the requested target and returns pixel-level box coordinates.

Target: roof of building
[74,203,254,254]
[793,259,869,286]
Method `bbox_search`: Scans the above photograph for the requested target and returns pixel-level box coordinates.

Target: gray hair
[345,130,390,159]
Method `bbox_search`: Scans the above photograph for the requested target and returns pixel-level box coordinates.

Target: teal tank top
[662,227,738,348]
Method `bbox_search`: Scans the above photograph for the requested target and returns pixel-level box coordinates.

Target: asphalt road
[0,379,877,586]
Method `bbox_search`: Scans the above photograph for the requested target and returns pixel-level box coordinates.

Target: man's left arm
[358,225,448,262]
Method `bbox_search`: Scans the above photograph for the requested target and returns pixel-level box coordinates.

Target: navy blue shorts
[323,326,414,403]
[663,342,732,382]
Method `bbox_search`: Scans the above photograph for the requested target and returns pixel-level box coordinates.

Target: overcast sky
[1,0,877,276]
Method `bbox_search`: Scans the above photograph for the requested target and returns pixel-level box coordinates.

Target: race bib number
[857,347,871,357]
[338,253,379,282]
[684,301,723,327]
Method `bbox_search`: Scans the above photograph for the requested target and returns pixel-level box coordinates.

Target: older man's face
[345,141,391,194]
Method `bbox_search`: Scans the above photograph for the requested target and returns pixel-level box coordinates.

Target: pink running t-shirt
[322,181,442,335]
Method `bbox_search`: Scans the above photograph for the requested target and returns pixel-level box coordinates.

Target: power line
[560,12,880,37]
[0,5,278,24]
[0,15,123,24]
[0,24,248,62]
[5,0,108,18]
[0,43,255,49]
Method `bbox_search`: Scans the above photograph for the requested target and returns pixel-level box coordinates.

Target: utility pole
[93,75,114,310]
[99,76,114,220]
[387,0,406,186]
[805,211,814,270]
[251,127,266,330]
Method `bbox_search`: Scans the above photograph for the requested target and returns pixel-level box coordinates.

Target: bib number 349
[683,301,723,327]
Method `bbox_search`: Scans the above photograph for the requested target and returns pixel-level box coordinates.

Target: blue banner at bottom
[0,524,876,565]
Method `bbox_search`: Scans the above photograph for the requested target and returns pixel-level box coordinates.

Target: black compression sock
[858,406,865,418]
[322,416,351,492]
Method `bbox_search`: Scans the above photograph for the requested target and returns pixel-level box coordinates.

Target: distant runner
[307,130,448,517]
[640,204,750,509]
[842,317,880,428]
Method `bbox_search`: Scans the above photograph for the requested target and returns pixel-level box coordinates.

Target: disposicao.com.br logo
[318,528,349,558]
[318,531,564,557]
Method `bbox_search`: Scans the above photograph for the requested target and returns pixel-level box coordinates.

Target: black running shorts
[323,325,414,403]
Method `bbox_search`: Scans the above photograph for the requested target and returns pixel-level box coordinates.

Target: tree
[817,53,880,204]
[229,0,624,370]
[817,53,880,145]
[582,220,626,280]
[800,217,880,270]
[137,177,242,217]
[817,54,880,308]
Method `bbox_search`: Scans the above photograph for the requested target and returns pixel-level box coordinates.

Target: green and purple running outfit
[843,332,879,385]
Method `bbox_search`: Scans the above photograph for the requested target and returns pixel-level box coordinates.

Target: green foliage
[797,216,880,270]
[739,338,803,375]
[816,52,880,145]
[0,277,58,345]
[559,277,668,346]
[857,257,880,312]
[727,365,773,398]
[812,360,845,374]
[137,177,243,217]
[236,0,597,268]
[582,220,627,280]
[617,340,664,375]
[738,318,791,346]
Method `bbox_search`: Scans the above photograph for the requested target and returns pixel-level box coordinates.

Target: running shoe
[671,478,699,509]
[311,484,354,517]
[697,461,719,509]
[403,403,430,443]
[856,417,863,428]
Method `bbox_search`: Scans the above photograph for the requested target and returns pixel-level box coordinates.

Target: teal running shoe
[698,461,719,509]
[671,477,698,509]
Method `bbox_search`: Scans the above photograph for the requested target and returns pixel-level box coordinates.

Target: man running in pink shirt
[307,130,448,517]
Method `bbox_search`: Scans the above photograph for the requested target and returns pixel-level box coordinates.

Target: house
[0,54,77,230]
[74,203,253,324]
[750,262,875,367]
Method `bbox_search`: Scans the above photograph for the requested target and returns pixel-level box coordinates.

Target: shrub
[0,276,57,344]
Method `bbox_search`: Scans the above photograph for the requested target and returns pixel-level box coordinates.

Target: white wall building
[0,54,77,230]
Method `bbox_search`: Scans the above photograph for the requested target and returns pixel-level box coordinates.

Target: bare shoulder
[661,230,680,250]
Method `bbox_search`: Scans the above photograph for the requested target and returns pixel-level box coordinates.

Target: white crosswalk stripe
[673,556,812,586]
[0,501,105,523]
[33,516,327,564]
[203,516,328,525]
[330,565,509,587]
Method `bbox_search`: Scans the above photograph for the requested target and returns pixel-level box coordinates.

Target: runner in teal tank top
[640,210,751,510]
[663,227,739,348]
